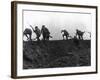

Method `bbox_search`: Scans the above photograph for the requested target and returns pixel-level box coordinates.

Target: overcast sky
[23,10,91,40]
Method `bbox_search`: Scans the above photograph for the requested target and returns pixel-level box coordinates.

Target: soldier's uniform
[34,26,41,41]
[41,25,50,40]
[61,30,69,40]
[23,28,32,41]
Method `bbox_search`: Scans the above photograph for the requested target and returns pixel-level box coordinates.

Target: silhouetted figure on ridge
[30,25,41,41]
[41,25,52,40]
[61,29,69,40]
[23,28,32,41]
[76,29,85,40]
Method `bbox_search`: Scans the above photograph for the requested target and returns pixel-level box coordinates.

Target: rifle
[29,25,35,32]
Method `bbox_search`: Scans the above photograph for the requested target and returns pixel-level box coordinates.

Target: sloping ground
[23,40,91,69]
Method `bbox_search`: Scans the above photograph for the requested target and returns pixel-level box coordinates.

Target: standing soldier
[30,25,41,41]
[41,25,52,40]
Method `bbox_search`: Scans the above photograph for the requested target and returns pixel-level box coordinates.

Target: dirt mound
[23,40,90,69]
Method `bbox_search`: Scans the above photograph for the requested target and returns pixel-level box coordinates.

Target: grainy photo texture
[23,10,91,69]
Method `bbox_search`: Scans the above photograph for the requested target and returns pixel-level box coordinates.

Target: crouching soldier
[23,28,32,41]
[30,25,41,41]
[61,29,69,40]
[41,25,52,40]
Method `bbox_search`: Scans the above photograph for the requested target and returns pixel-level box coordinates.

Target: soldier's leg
[36,36,40,41]
[81,35,83,40]
[66,35,68,40]
[79,35,81,39]
[25,34,29,40]
[63,34,64,40]
[42,35,44,40]
[29,34,32,41]
[46,35,49,40]
[43,34,46,40]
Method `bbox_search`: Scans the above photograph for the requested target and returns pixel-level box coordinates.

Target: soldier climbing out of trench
[30,25,41,41]
[76,29,85,40]
[61,29,69,40]
[23,28,32,41]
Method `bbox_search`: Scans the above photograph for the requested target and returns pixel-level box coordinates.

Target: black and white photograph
[23,9,91,69]
[11,1,97,78]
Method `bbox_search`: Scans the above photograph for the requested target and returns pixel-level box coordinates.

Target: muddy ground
[23,40,91,69]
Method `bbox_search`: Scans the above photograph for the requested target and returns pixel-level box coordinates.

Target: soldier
[41,25,52,40]
[76,29,85,40]
[30,25,41,41]
[61,29,69,40]
[23,28,32,41]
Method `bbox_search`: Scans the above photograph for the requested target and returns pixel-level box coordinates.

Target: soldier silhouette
[23,28,32,41]
[61,29,69,40]
[41,25,52,40]
[76,29,85,40]
[30,25,41,41]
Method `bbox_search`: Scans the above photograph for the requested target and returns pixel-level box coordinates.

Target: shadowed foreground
[23,40,91,69]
